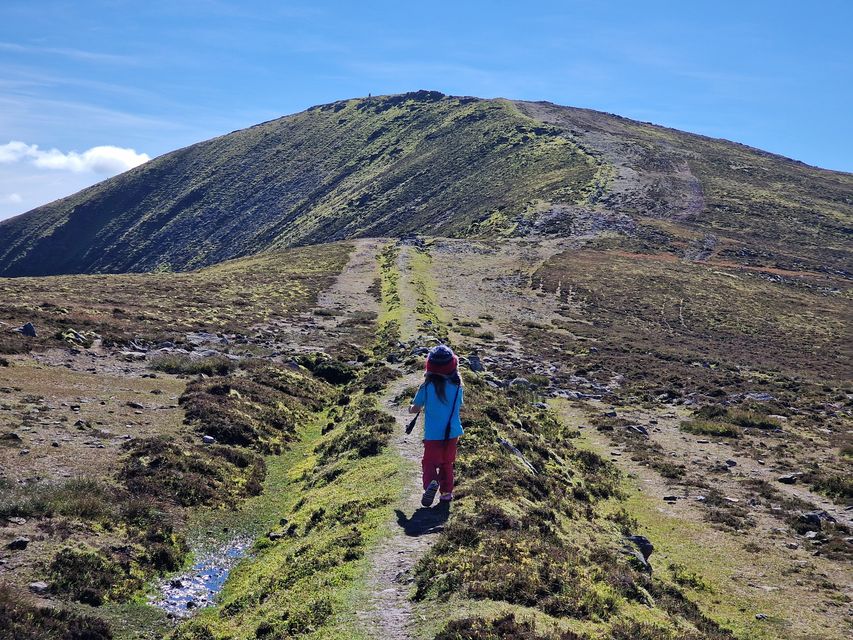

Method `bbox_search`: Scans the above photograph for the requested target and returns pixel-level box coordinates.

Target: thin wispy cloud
[0,41,138,64]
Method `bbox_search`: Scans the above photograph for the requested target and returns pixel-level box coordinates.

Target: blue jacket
[413,381,464,441]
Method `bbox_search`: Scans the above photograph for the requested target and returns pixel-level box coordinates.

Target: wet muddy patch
[150,536,252,617]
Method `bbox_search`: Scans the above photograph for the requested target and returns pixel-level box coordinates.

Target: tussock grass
[0,477,112,520]
[435,612,586,639]
[0,584,113,640]
[679,420,741,438]
[148,353,237,376]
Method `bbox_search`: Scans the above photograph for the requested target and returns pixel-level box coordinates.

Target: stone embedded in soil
[778,473,801,484]
[28,581,49,594]
[8,536,30,550]
[12,322,37,337]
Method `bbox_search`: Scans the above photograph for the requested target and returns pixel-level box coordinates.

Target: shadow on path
[395,502,450,537]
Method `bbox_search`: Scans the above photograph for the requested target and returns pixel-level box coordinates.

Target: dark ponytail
[424,371,462,403]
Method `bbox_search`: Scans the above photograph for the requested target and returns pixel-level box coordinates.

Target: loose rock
[29,581,49,594]
[12,322,37,337]
[8,537,30,550]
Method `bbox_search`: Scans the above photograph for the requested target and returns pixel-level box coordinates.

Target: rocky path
[357,244,447,640]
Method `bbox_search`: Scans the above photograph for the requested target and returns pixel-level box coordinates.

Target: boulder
[799,510,836,530]
[467,354,485,372]
[12,322,37,337]
[626,535,654,561]
[8,537,30,550]
[628,425,649,436]
[202,435,216,445]
[509,377,531,388]
[28,581,49,594]
[777,473,801,484]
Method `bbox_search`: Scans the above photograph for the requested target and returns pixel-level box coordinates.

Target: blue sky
[1,0,851,220]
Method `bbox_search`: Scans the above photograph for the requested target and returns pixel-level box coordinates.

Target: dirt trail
[562,403,852,640]
[357,244,447,640]
[259,238,383,353]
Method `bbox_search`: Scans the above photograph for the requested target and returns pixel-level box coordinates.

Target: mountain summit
[0,90,850,276]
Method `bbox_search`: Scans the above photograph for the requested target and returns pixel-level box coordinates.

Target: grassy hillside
[0,91,600,276]
[1,91,850,277]
[0,243,351,353]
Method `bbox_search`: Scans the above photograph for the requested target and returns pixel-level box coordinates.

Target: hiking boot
[421,480,439,507]
[439,492,453,502]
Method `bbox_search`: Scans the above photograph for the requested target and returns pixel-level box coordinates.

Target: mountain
[0,90,850,276]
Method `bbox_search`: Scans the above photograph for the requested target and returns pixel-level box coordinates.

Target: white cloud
[0,140,150,174]
[0,192,22,204]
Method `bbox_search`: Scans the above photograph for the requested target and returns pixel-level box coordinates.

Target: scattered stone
[127,401,145,410]
[120,351,147,361]
[509,377,531,388]
[467,354,485,372]
[28,581,49,594]
[697,439,709,444]
[268,531,285,541]
[626,535,654,561]
[695,495,707,502]
[603,410,618,418]
[745,392,774,402]
[185,600,196,610]
[8,536,30,550]
[12,322,37,337]
[533,402,548,410]
[6,517,26,525]
[755,613,768,620]
[804,531,818,540]
[628,425,649,436]
[723,497,739,503]
[170,579,184,588]
[202,435,216,445]
[777,473,801,484]
[786,542,799,550]
[19,449,30,455]
[725,459,737,467]
[663,495,678,502]
[799,510,836,530]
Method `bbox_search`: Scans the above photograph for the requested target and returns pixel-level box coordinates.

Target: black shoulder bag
[443,384,461,442]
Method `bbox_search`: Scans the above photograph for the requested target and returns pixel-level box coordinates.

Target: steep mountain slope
[0,90,850,276]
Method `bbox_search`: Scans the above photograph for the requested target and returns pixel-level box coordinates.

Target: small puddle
[149,536,252,617]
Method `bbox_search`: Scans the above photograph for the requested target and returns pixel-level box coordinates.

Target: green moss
[170,368,402,638]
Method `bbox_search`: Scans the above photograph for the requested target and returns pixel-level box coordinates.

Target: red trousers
[422,438,458,493]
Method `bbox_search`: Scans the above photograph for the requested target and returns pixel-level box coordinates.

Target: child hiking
[408,344,464,507]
